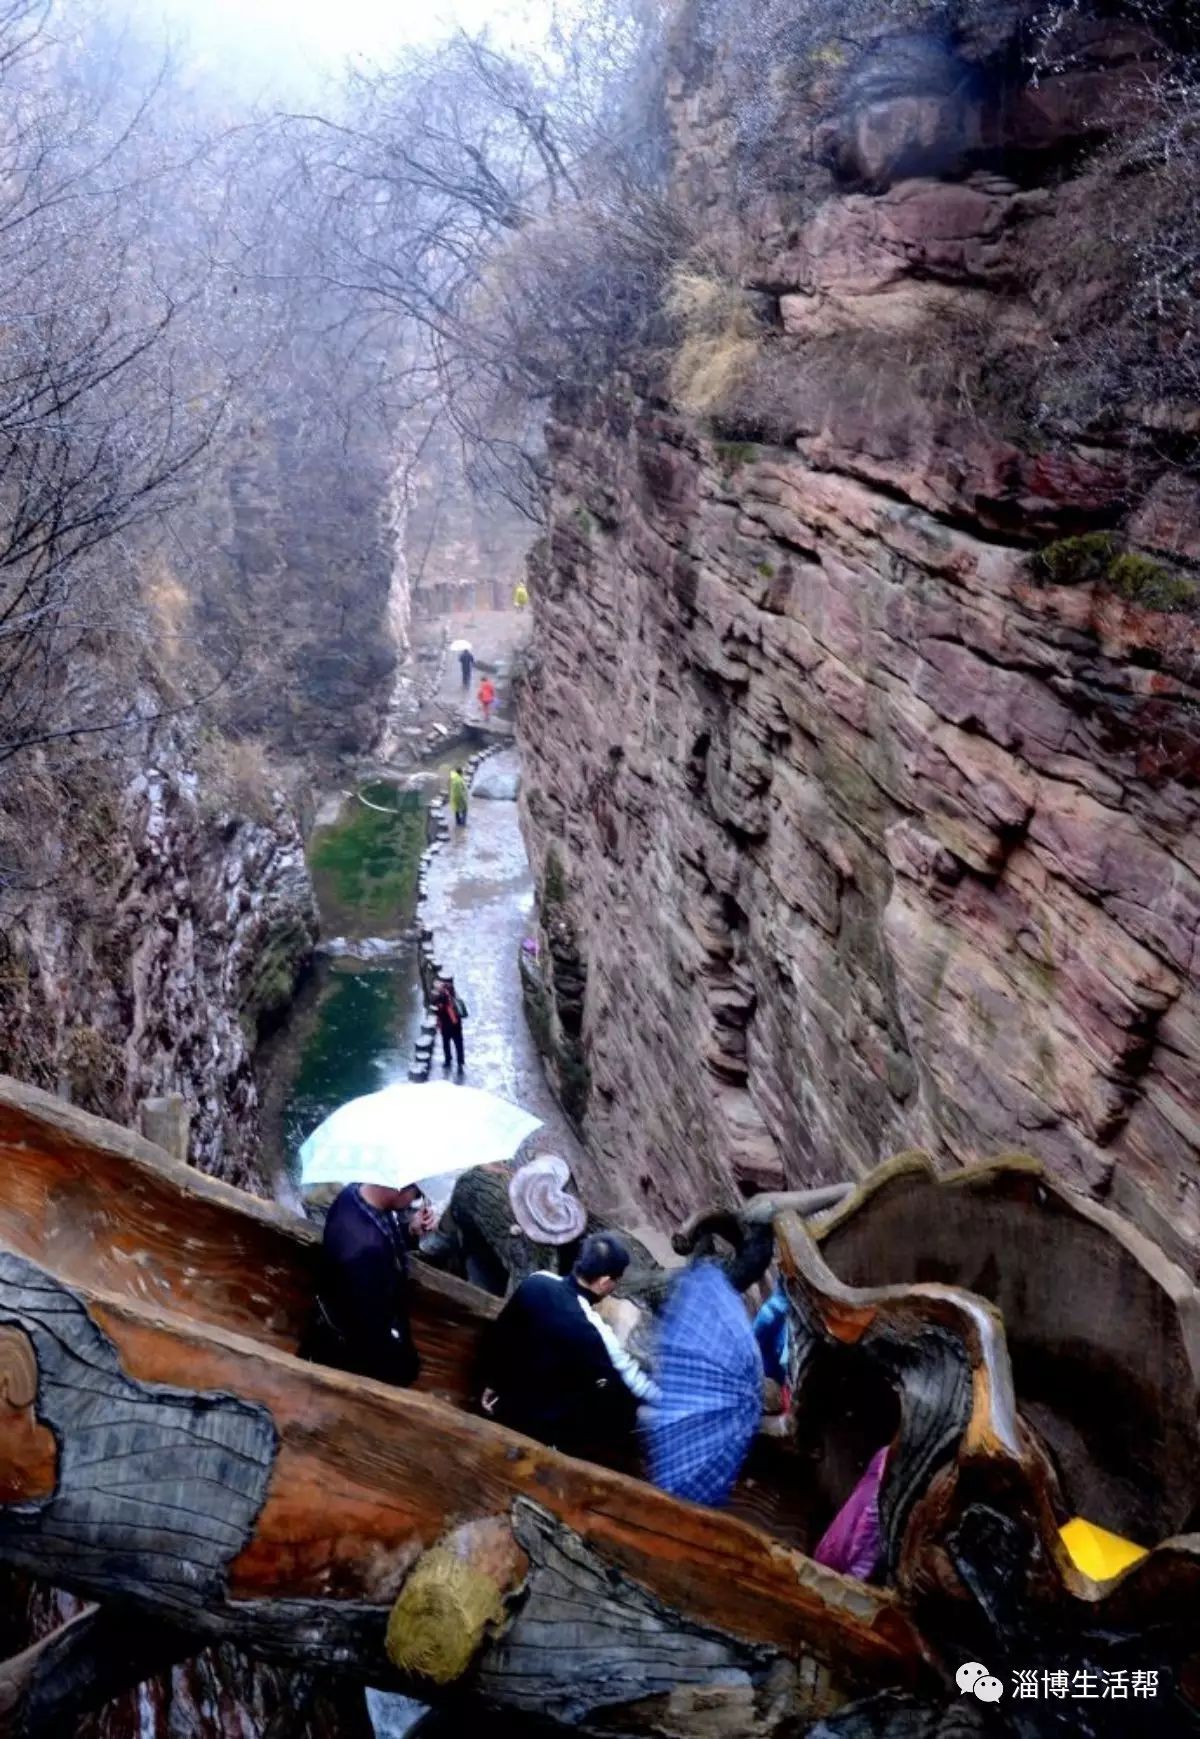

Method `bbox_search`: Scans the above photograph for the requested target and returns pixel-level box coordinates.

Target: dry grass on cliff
[195,734,277,828]
[666,268,767,415]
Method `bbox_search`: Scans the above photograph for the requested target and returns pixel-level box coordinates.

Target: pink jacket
[813,1447,888,1580]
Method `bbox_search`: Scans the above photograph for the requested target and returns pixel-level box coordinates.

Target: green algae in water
[310,787,425,936]
[282,959,419,1161]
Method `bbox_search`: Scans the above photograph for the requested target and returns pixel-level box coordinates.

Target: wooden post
[138,1094,191,1163]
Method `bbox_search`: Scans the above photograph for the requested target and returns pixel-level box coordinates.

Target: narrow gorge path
[420,747,583,1167]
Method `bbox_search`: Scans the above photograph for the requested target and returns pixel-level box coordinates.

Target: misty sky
[149,0,543,95]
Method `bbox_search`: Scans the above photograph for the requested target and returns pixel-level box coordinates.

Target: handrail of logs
[3,1076,1200,1735]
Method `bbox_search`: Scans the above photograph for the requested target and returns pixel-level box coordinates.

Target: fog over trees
[0,0,1195,773]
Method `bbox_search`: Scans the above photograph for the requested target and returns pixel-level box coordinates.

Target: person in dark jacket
[305,1182,435,1386]
[458,645,474,689]
[479,1234,659,1456]
[434,976,468,1072]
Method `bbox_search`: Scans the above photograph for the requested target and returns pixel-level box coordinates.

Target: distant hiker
[513,581,529,610]
[478,676,496,721]
[458,645,474,688]
[479,1233,660,1456]
[304,1182,436,1387]
[449,766,469,828]
[434,975,468,1072]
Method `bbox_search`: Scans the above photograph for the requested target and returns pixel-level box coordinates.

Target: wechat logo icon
[958,1662,1005,1703]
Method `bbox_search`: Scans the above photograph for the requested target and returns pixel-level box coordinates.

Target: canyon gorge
[0,0,1198,1731]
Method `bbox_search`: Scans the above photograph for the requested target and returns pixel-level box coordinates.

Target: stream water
[259,748,583,1184]
[257,778,430,1183]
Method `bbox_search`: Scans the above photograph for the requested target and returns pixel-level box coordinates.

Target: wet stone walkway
[418,747,583,1166]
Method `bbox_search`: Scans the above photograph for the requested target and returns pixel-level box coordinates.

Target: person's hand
[480,1388,499,1416]
[412,1203,438,1236]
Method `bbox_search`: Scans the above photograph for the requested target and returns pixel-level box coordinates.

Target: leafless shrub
[194,733,277,827]
[0,4,257,768]
[1032,74,1200,439]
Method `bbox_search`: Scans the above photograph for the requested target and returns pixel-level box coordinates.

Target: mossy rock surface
[1031,535,1197,614]
[310,788,426,935]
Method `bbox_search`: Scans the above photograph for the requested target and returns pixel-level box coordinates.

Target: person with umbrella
[305,1180,438,1387]
[642,1261,764,1507]
[298,1082,543,1384]
[480,1232,660,1457]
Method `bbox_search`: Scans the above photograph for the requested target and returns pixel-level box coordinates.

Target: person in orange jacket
[478,675,496,720]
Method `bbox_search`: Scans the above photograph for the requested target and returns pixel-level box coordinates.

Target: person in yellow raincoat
[449,767,468,828]
[513,581,529,609]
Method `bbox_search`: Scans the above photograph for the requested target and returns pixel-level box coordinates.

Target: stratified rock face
[0,733,317,1191]
[519,3,1200,1268]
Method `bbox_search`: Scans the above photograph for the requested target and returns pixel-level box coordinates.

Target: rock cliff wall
[519,0,1200,1270]
[0,371,404,1188]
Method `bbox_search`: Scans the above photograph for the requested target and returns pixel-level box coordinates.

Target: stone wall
[518,2,1200,1271]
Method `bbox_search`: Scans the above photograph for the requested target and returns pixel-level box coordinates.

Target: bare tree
[0,3,261,768]
[279,3,682,519]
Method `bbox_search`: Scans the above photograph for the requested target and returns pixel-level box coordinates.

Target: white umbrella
[299,1080,542,1196]
[448,638,472,653]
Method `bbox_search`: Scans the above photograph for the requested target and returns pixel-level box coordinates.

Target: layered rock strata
[519,2,1200,1270]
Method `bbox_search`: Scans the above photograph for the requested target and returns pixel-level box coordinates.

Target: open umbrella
[299,1081,542,1199]
[642,1262,763,1507]
[448,637,472,653]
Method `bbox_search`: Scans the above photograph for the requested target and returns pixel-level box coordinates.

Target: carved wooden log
[815,1153,1200,1543]
[675,1184,854,1245]
[0,1238,933,1733]
[777,1204,1200,1726]
[0,1074,495,1406]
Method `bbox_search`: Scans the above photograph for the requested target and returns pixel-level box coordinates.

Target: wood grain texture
[0,1071,498,1407]
[779,1206,1013,1585]
[778,1203,1200,1732]
[0,1327,56,1503]
[816,1153,1200,1540]
[0,1249,277,1616]
[476,1499,795,1732]
[0,1247,930,1708]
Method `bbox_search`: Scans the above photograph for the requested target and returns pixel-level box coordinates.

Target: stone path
[432,606,530,724]
[417,746,583,1167]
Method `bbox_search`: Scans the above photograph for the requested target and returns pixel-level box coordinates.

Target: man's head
[455,765,464,776]
[360,1182,421,1212]
[573,1233,630,1298]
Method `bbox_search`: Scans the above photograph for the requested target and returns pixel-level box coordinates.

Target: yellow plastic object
[1059,1517,1149,1582]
